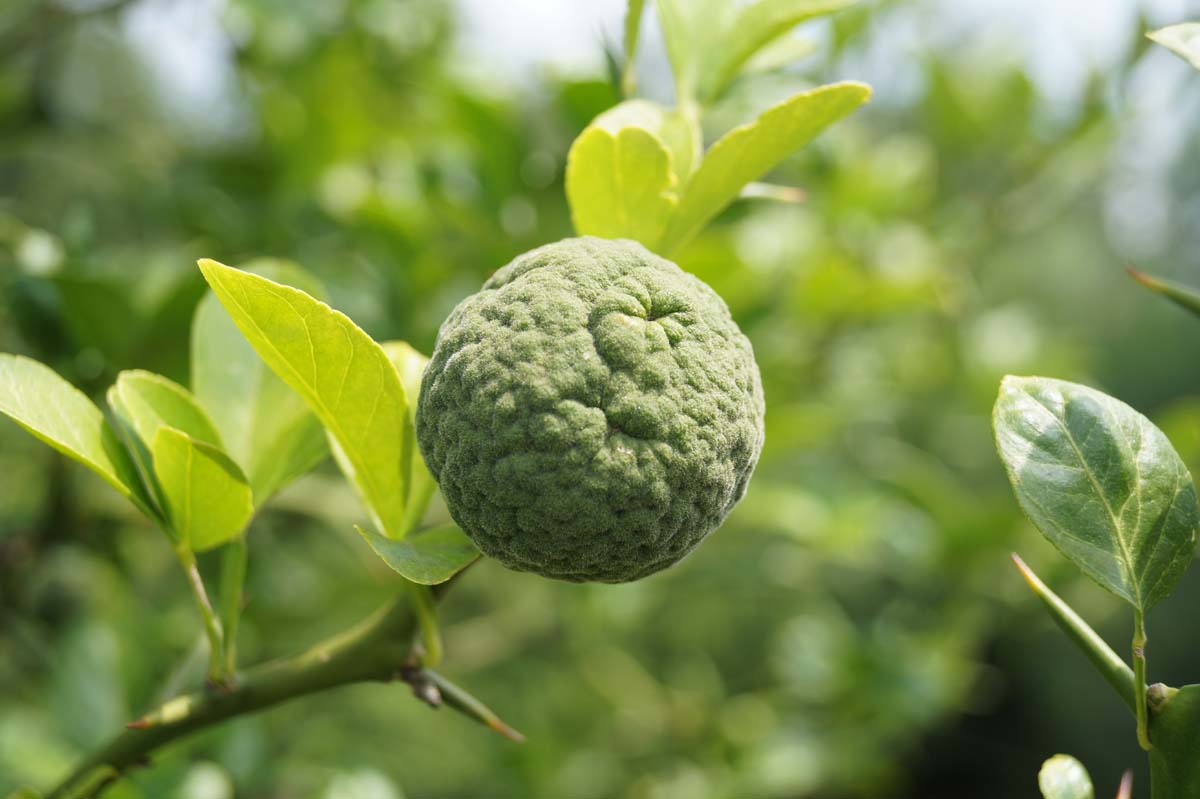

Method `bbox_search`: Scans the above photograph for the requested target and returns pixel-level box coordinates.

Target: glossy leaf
[994,376,1199,611]
[1148,22,1200,69]
[382,341,437,535]
[356,523,478,585]
[1038,755,1094,799]
[658,81,871,254]
[197,260,412,538]
[700,0,857,100]
[0,353,150,513]
[192,260,329,505]
[151,426,253,552]
[109,370,222,448]
[566,124,678,251]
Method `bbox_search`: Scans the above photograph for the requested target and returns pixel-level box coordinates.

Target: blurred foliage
[3,1,1200,797]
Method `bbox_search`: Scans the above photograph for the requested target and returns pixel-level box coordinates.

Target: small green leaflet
[357,523,479,585]
[658,81,871,255]
[151,426,253,552]
[1148,22,1200,70]
[0,353,151,514]
[109,370,222,448]
[1038,755,1094,799]
[192,259,328,504]
[994,376,1199,611]
[197,259,412,540]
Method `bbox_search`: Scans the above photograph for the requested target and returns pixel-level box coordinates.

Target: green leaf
[993,376,1199,611]
[656,0,727,103]
[197,259,412,538]
[151,426,253,552]
[1038,754,1094,799]
[700,0,857,101]
[192,259,329,505]
[357,523,478,585]
[109,370,222,448]
[0,353,151,514]
[566,124,679,251]
[658,81,871,255]
[593,100,702,182]
[1148,22,1200,70]
[381,341,437,535]
[621,0,646,96]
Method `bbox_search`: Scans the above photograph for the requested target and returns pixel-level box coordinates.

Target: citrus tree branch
[45,582,452,799]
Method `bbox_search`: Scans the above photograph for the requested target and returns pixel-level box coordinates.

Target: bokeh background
[3,0,1200,796]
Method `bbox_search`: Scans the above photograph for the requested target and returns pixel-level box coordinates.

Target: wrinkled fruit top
[416,237,764,582]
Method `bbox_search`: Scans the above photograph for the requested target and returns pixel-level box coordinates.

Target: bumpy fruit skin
[416,237,764,582]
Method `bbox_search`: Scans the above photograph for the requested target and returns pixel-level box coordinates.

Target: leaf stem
[217,538,247,677]
[177,547,226,687]
[1134,609,1151,750]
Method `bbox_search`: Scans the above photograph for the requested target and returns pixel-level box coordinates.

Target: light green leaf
[1038,755,1094,799]
[192,259,328,505]
[197,259,412,538]
[0,353,151,514]
[1148,22,1200,70]
[110,370,222,448]
[621,0,646,96]
[591,100,701,182]
[566,124,678,251]
[700,0,857,100]
[381,341,437,535]
[656,0,727,103]
[659,81,871,255]
[151,426,253,552]
[356,523,478,585]
[994,376,1199,611]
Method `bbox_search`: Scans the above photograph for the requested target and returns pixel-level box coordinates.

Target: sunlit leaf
[197,260,412,538]
[658,81,871,255]
[0,353,151,514]
[566,124,678,251]
[1148,22,1200,70]
[356,523,478,585]
[700,0,857,100]
[1038,754,1094,799]
[151,426,253,552]
[192,260,328,505]
[381,341,437,535]
[109,370,222,449]
[994,376,1199,611]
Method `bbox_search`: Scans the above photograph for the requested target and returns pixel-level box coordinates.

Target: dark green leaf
[357,523,478,585]
[994,376,1199,611]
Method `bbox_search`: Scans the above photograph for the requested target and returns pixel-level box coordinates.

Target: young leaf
[700,0,857,101]
[381,341,437,535]
[1038,755,1095,799]
[151,426,253,552]
[356,523,478,585]
[994,376,1199,611]
[656,0,727,103]
[593,100,702,182]
[566,125,678,251]
[1148,22,1200,70]
[0,353,151,514]
[658,81,871,255]
[197,260,412,538]
[192,260,329,505]
[621,0,646,96]
[109,370,222,449]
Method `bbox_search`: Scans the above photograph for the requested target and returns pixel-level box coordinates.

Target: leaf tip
[1126,266,1163,291]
